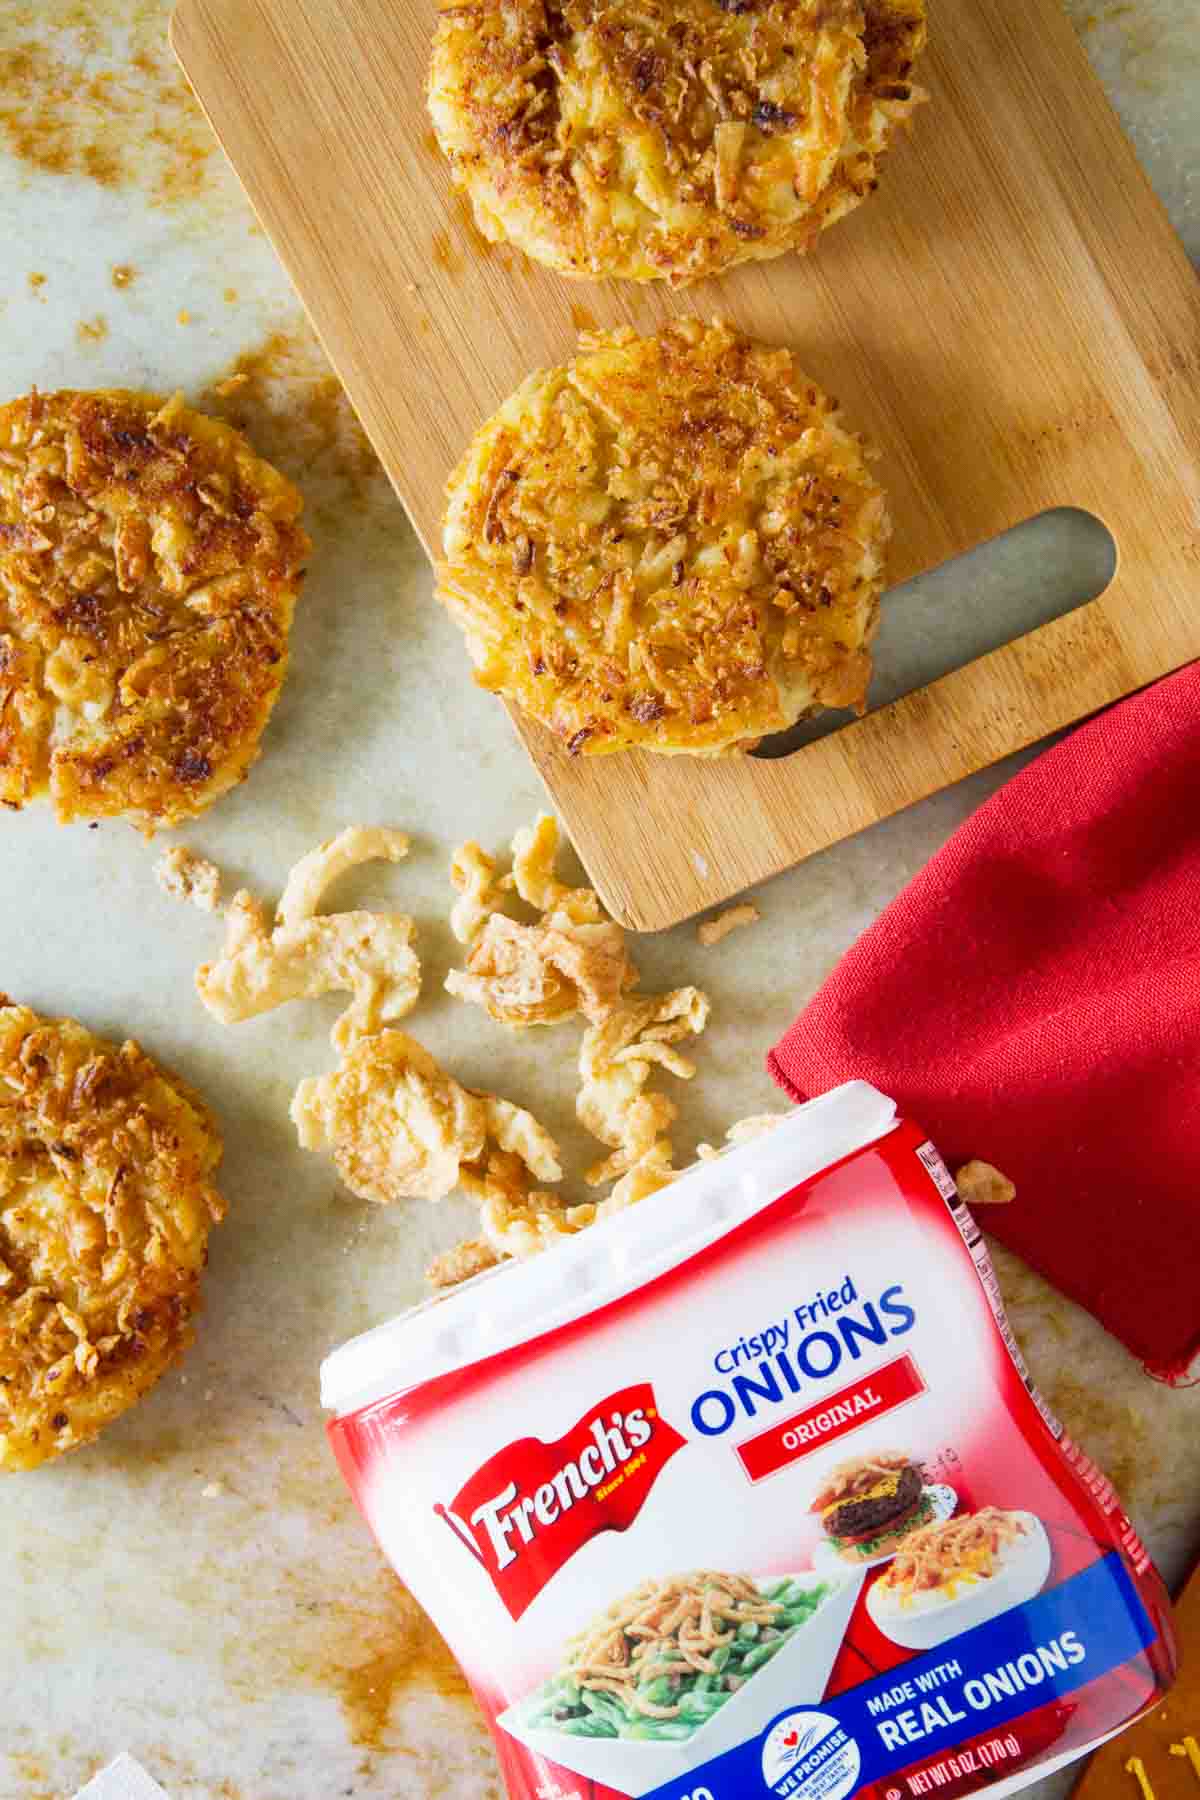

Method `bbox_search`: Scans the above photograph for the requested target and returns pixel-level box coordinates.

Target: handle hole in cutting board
[752,508,1117,761]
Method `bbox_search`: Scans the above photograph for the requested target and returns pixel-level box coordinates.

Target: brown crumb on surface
[110,264,136,289]
[154,846,222,914]
[426,1237,500,1289]
[697,902,760,947]
[955,1160,1016,1206]
[177,309,192,325]
[75,314,108,344]
[27,271,46,291]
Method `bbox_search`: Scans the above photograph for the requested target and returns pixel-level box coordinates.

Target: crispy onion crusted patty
[437,320,890,756]
[0,1002,225,1471]
[0,388,309,827]
[428,0,926,285]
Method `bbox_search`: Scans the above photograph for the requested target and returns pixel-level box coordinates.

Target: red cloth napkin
[768,664,1200,1382]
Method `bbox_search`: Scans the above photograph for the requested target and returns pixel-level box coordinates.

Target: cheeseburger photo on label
[811,1451,934,1564]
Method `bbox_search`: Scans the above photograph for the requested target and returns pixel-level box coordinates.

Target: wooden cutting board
[171,0,1200,931]
[1071,1559,1198,1800]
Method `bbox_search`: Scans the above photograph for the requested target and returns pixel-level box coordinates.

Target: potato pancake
[428,0,926,284]
[0,1002,225,1471]
[437,320,890,756]
[0,388,309,827]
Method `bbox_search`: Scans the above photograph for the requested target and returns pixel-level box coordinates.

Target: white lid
[320,1080,897,1418]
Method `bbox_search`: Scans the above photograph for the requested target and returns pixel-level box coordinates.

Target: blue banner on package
[645,1554,1155,1800]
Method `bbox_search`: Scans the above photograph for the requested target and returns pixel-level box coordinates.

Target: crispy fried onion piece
[954,1160,1016,1207]
[154,845,223,913]
[446,911,634,1028]
[450,814,604,948]
[192,827,418,1049]
[505,814,604,926]
[447,814,631,1027]
[426,1236,500,1290]
[458,1092,578,1257]
[697,1112,789,1158]
[449,843,505,947]
[578,988,710,1184]
[428,1138,683,1289]
[593,1141,680,1218]
[465,1154,586,1260]
[697,902,760,947]
[291,1030,561,1208]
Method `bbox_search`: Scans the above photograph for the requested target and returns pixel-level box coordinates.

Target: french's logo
[434,1383,686,1618]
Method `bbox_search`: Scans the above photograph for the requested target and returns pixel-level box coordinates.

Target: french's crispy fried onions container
[322,1083,1176,1800]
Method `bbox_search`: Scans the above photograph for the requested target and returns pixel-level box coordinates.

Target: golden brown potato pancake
[0,1002,225,1471]
[428,0,926,284]
[0,388,309,826]
[437,320,890,755]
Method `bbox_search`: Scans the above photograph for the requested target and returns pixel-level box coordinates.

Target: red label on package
[736,1354,926,1483]
[434,1382,686,1619]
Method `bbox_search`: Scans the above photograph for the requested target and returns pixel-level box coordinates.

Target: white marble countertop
[1,3,1197,1796]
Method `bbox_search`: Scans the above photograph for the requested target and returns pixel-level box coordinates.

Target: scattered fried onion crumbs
[426,1237,500,1290]
[154,845,223,913]
[578,987,710,1185]
[168,826,419,1049]
[430,818,716,1288]
[595,1141,680,1217]
[697,1112,789,1159]
[156,813,739,1293]
[696,902,760,947]
[954,1160,1016,1207]
[470,1161,591,1260]
[446,814,635,1028]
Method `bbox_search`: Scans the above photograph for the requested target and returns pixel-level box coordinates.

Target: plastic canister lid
[319,1080,898,1419]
